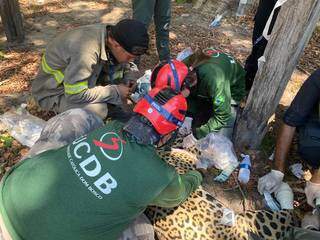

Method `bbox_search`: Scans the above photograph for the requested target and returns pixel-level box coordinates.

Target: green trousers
[132,0,171,61]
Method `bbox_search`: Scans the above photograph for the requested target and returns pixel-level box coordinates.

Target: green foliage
[0,134,14,148]
[0,51,5,60]
[176,0,192,3]
[260,132,275,157]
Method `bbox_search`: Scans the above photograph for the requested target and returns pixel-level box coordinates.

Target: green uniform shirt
[0,121,202,240]
[185,48,246,138]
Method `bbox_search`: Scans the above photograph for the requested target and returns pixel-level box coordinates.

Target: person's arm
[195,67,231,139]
[311,169,320,184]
[277,69,320,171]
[273,123,296,172]
[258,69,320,195]
[150,170,202,208]
[63,51,124,105]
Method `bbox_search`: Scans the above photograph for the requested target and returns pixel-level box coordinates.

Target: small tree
[0,0,25,42]
[234,0,320,149]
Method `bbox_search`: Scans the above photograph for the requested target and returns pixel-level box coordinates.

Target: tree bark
[0,0,25,42]
[234,0,320,150]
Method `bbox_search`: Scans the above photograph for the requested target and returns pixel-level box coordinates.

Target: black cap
[110,19,149,56]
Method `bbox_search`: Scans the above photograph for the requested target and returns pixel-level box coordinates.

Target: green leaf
[0,51,5,60]
[0,134,14,148]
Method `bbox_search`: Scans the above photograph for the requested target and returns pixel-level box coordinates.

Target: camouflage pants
[24,108,155,240]
[132,0,171,61]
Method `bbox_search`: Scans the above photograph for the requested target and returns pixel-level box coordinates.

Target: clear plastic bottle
[236,0,248,17]
[238,154,251,184]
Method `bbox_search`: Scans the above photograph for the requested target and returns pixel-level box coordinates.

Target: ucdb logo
[93,132,126,161]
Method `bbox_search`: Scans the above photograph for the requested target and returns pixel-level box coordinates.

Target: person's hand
[179,117,193,136]
[305,181,320,207]
[117,84,131,99]
[182,133,197,149]
[257,170,284,194]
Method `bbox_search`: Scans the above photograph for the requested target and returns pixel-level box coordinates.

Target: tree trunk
[234,0,320,150]
[0,0,25,42]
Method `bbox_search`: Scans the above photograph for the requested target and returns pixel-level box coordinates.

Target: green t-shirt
[0,121,202,240]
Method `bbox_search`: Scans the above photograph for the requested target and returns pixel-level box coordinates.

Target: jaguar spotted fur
[144,146,296,240]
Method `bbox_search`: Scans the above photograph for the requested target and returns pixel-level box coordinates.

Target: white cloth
[305,181,320,207]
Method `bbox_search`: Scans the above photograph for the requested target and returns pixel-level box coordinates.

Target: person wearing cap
[0,87,203,240]
[132,0,171,61]
[32,19,149,119]
[150,48,246,141]
[258,69,320,209]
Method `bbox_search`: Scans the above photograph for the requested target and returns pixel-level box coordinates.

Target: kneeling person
[258,69,320,208]
[32,19,149,119]
[0,87,202,240]
[150,48,246,141]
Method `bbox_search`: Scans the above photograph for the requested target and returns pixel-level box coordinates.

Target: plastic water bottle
[238,154,251,184]
[236,0,248,17]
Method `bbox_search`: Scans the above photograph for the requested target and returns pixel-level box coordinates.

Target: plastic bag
[289,163,304,179]
[176,47,193,61]
[0,104,46,147]
[195,133,238,170]
[131,70,152,103]
[219,208,236,226]
[209,14,223,28]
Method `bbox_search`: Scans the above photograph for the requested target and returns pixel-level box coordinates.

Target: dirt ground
[0,0,319,214]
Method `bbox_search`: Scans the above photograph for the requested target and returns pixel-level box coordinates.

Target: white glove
[258,170,284,194]
[305,181,320,207]
[274,182,294,210]
[182,133,197,149]
[179,117,193,136]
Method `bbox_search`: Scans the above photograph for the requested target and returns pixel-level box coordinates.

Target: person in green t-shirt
[0,87,203,240]
[150,48,247,142]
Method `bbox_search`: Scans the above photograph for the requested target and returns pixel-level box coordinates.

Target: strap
[144,94,183,127]
[41,53,64,84]
[42,52,88,94]
[168,60,180,92]
[64,81,88,94]
[262,0,288,40]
